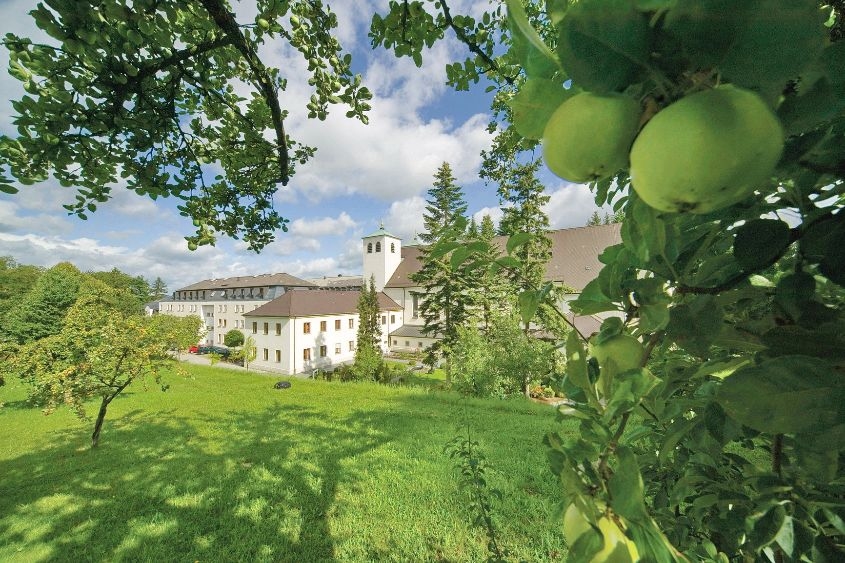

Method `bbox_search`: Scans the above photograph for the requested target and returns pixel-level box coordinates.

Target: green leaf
[748,505,786,550]
[717,0,826,92]
[508,78,574,139]
[0,184,19,194]
[774,271,815,321]
[761,323,845,361]
[570,278,619,315]
[733,219,791,272]
[506,0,560,79]
[506,232,533,254]
[556,0,650,93]
[565,330,591,392]
[717,355,844,434]
[608,445,648,521]
[666,295,724,357]
[801,213,845,286]
[518,290,541,324]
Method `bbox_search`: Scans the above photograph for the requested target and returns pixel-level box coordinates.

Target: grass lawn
[0,363,575,562]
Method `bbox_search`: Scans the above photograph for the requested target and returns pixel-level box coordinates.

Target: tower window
[367,242,372,253]
[375,242,381,252]
[390,243,395,253]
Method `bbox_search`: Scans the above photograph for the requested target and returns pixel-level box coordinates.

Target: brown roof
[384,246,424,288]
[245,289,402,318]
[176,273,316,291]
[542,224,622,291]
[385,224,622,292]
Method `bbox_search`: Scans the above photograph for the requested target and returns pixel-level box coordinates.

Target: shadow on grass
[0,403,392,562]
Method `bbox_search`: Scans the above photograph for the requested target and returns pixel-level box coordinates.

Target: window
[276,323,281,335]
[335,343,341,354]
[218,334,223,343]
[263,348,269,361]
[320,320,327,331]
[223,319,227,328]
[405,340,410,347]
[303,322,311,334]
[252,322,258,334]
[381,315,386,325]
[393,339,397,345]
[390,314,395,324]
[263,322,269,335]
[418,341,423,348]
[348,318,354,329]
[275,350,281,362]
[319,345,327,357]
[412,293,419,318]
[349,341,355,351]
[375,241,381,252]
[335,319,341,330]
[390,242,395,253]
[303,348,311,361]
[367,242,372,253]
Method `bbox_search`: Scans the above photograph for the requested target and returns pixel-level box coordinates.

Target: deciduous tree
[10,279,203,447]
[1,0,372,250]
[2,261,83,344]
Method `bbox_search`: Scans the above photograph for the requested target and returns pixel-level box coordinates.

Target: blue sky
[0,0,606,292]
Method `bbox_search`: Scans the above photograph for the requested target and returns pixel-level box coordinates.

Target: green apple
[543,92,641,183]
[563,503,593,546]
[593,516,640,563]
[588,334,643,373]
[629,85,784,214]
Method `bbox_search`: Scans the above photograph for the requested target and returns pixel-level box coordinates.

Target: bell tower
[362,223,402,292]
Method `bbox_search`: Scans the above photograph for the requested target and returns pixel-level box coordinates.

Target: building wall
[161,299,267,346]
[362,234,402,292]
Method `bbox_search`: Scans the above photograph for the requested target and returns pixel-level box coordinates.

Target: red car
[188,345,199,354]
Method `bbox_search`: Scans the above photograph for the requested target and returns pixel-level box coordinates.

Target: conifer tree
[497,161,552,294]
[353,276,382,379]
[412,162,471,371]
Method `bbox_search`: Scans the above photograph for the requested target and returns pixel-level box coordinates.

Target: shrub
[223,329,244,348]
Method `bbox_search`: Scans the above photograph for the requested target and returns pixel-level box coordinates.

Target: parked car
[197,345,213,354]
[210,346,230,358]
[188,345,199,354]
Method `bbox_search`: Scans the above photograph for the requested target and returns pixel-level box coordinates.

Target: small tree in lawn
[353,276,382,380]
[242,336,257,371]
[10,279,203,447]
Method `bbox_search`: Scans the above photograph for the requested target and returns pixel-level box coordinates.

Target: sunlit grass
[0,363,575,561]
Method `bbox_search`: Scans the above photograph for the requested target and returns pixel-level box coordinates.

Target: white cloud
[289,212,357,237]
[472,206,504,228]
[0,199,73,235]
[383,196,426,242]
[543,182,606,229]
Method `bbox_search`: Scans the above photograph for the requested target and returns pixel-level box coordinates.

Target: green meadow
[0,363,576,562]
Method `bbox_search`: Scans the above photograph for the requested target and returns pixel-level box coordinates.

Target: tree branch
[199,0,289,184]
[439,0,515,86]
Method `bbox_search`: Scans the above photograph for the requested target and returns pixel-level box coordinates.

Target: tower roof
[363,222,399,239]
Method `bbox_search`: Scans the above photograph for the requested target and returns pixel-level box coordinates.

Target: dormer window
[375,242,381,252]
[367,242,373,253]
[390,243,395,253]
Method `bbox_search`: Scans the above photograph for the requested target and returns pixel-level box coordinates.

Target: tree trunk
[91,396,111,448]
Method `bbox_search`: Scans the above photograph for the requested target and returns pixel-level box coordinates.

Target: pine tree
[498,161,552,292]
[586,210,602,226]
[467,214,512,330]
[419,162,468,244]
[151,277,168,300]
[354,276,382,379]
[412,162,471,372]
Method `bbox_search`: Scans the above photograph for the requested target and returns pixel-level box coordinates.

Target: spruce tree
[354,276,382,380]
[498,161,552,292]
[412,162,471,372]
